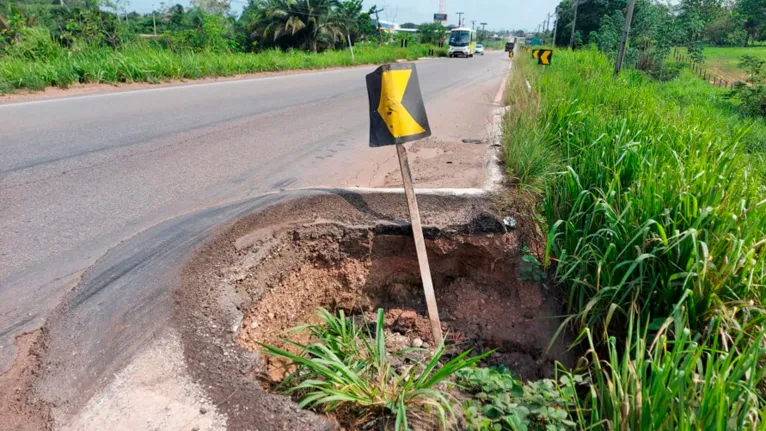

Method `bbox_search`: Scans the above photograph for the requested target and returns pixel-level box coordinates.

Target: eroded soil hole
[228,222,570,383]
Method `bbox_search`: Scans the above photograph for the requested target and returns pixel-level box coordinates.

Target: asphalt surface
[0,51,510,372]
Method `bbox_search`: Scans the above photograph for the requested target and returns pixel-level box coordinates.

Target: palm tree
[333,0,363,42]
[261,0,343,52]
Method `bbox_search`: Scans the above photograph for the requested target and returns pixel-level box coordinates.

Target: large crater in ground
[174,191,572,430]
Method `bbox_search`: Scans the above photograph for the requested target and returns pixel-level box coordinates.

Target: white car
[475,44,485,55]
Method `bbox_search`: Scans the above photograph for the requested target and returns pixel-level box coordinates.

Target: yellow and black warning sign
[538,49,553,65]
[509,50,514,58]
[532,49,540,59]
[366,63,431,147]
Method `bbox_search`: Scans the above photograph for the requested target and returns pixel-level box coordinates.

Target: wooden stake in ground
[365,63,443,345]
[395,143,443,344]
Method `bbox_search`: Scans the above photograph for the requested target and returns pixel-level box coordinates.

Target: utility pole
[569,0,579,48]
[347,33,355,60]
[615,0,637,74]
[372,7,384,46]
[456,11,464,27]
[552,7,559,47]
[152,4,157,35]
[480,22,487,42]
[471,20,476,30]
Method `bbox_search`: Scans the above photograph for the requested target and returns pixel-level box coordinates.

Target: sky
[128,0,559,32]
[361,0,560,32]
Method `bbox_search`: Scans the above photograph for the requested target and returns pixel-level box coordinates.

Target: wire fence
[672,48,736,90]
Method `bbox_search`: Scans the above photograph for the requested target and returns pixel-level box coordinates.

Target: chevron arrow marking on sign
[540,49,552,65]
[377,70,426,139]
[532,49,540,59]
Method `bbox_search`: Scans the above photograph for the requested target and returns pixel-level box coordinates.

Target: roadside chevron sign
[366,63,431,147]
[532,49,540,59]
[538,49,553,65]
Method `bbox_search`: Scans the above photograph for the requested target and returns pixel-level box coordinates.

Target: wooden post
[395,144,444,345]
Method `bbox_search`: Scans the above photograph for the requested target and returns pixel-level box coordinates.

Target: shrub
[726,55,766,117]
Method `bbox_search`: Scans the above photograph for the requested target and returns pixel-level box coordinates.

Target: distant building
[371,19,418,33]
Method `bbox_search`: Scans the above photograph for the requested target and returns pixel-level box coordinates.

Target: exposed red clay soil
[0,330,52,431]
[234,223,571,383]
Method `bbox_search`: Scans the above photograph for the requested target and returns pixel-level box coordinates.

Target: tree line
[0,0,467,56]
[0,0,371,53]
[549,0,765,66]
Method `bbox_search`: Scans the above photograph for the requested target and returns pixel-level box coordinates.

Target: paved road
[0,51,509,371]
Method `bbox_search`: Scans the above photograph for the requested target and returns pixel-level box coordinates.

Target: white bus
[448,27,477,58]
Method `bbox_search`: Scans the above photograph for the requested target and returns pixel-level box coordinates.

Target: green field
[678,46,766,82]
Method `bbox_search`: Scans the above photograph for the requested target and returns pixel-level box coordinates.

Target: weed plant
[260,308,488,430]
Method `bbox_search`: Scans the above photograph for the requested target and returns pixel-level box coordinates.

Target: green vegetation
[457,366,579,430]
[518,245,546,282]
[260,308,489,430]
[728,53,766,116]
[503,47,766,429]
[0,0,449,93]
[548,0,766,77]
[0,41,441,93]
[481,39,507,50]
[575,304,766,429]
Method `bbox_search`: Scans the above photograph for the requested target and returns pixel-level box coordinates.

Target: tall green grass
[571,295,766,430]
[509,49,766,342]
[0,42,446,93]
[505,48,766,428]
